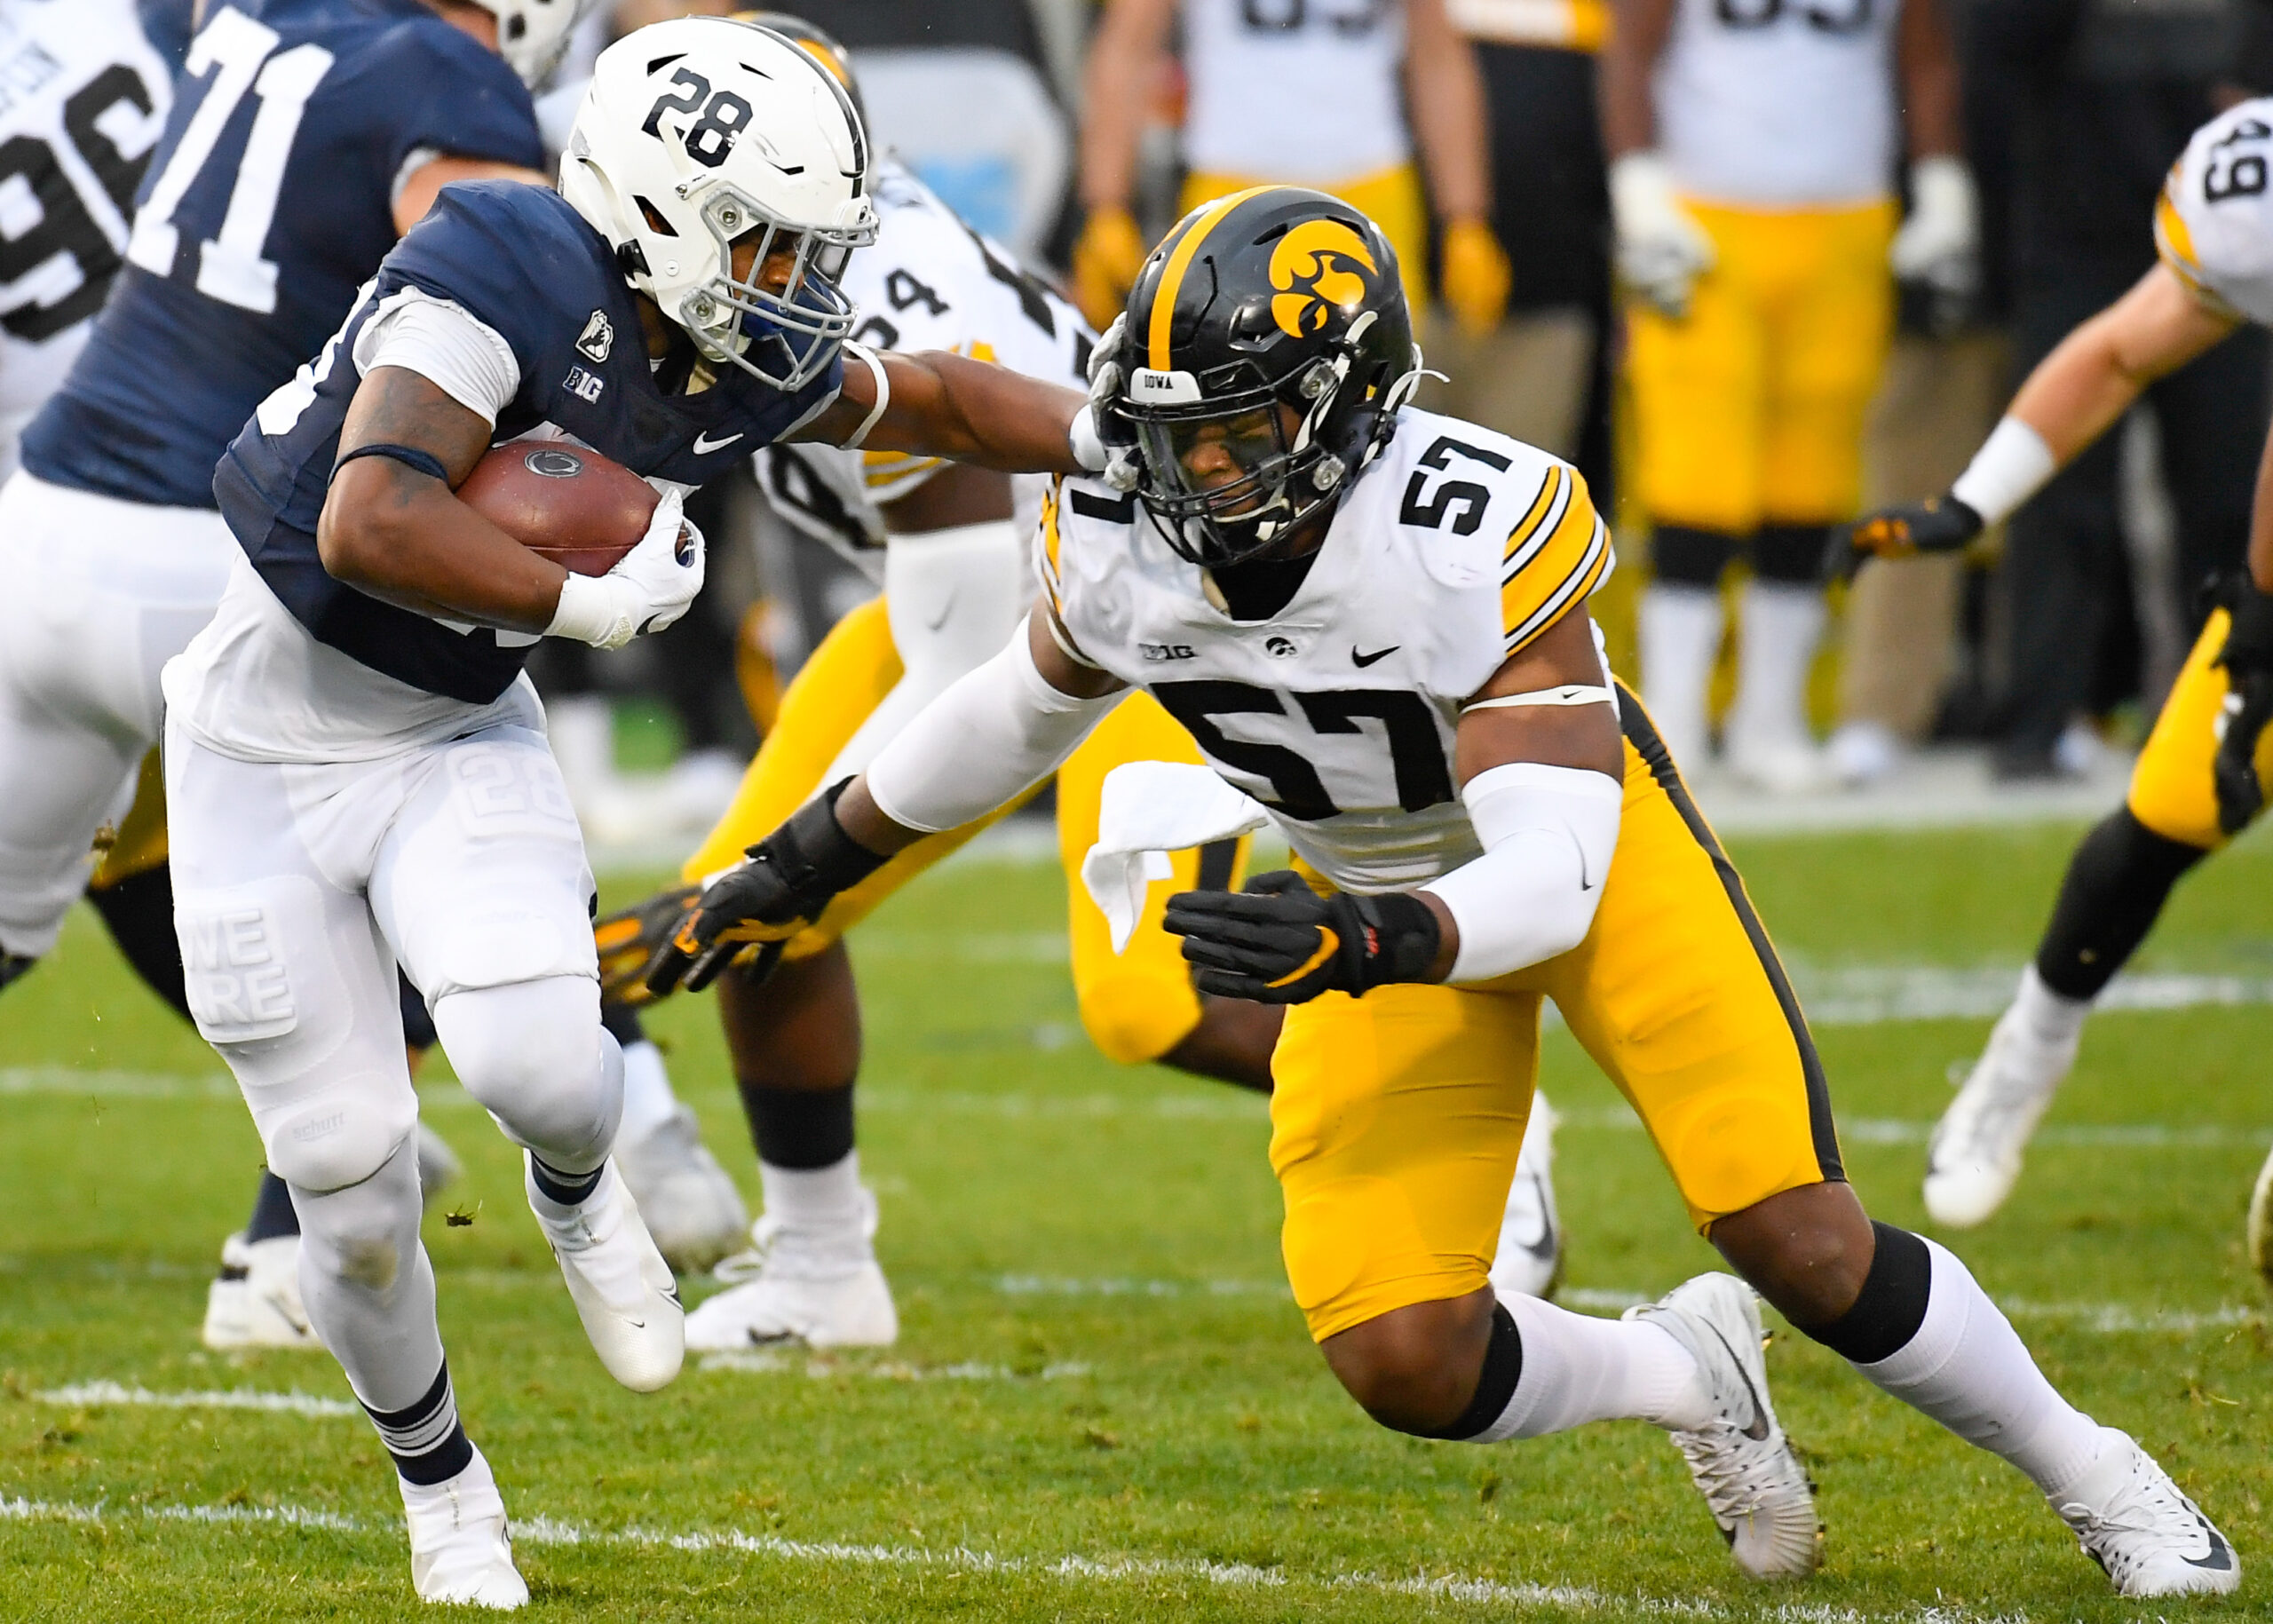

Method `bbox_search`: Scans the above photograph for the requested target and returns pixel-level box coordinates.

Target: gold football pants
[1181,162,1430,318]
[687,601,1242,1064]
[1271,685,1842,1342]
[2126,607,2273,851]
[1627,200,1897,533]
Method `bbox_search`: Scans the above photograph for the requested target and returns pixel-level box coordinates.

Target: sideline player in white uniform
[1836,99,2273,1262]
[157,17,1105,1605]
[1600,0,1976,789]
[656,186,2237,1598]
[0,0,168,477]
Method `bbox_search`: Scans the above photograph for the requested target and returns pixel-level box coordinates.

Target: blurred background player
[1068,0,1511,342]
[1838,95,2273,1255]
[0,0,744,1351]
[1602,0,1976,788]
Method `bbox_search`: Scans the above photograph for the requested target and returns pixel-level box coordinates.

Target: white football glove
[1889,155,1980,299]
[1070,313,1141,493]
[544,486,706,651]
[1610,153,1715,320]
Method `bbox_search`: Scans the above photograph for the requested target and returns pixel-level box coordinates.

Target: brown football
[459,440,657,576]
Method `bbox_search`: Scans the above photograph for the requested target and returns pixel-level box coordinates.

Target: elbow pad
[864,619,1119,834]
[1422,763,1623,983]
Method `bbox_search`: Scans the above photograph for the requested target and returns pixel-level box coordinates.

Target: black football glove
[1161,870,1441,1005]
[1825,494,1984,583]
[595,883,701,1008]
[2213,581,2273,834]
[642,780,889,997]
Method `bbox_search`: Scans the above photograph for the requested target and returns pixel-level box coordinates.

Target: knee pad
[262,1082,419,1195]
[1754,523,1830,585]
[1077,966,1202,1067]
[434,977,621,1163]
[1651,525,1739,590]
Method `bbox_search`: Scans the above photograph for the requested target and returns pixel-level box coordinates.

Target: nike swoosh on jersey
[1352,645,1399,668]
[1703,1322,1773,1441]
[693,431,744,454]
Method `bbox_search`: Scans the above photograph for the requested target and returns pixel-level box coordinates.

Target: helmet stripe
[1146,186,1277,371]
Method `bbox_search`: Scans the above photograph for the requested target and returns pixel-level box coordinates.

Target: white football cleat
[615,1105,750,1274]
[1724,730,1829,796]
[1490,1094,1562,1301]
[202,1233,321,1351]
[2055,1430,2239,1597]
[400,1444,527,1609]
[2247,1140,2273,1293]
[1922,997,2080,1227]
[525,1156,684,1392]
[1626,1273,1822,1580]
[685,1186,897,1351]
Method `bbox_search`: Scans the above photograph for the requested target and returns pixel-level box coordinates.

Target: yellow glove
[1440,218,1512,337]
[1072,206,1149,332]
[594,884,701,1008]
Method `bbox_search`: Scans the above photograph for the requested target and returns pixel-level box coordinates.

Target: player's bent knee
[262,1087,418,1196]
[1321,1293,1504,1437]
[1076,970,1201,1067]
[433,977,619,1161]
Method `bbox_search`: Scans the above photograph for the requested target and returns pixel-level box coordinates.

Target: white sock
[616,1040,679,1142]
[758,1153,873,1267]
[1856,1238,2110,1500]
[2010,964,2090,1045]
[1470,1296,1714,1443]
[1639,584,1723,767]
[1730,581,1826,748]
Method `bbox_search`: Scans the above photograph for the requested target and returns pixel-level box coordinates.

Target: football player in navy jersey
[155,15,1098,1605]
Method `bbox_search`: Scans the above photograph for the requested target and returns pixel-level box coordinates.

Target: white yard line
[0,1490,2019,1622]
[0,1066,235,1100]
[36,1381,359,1418]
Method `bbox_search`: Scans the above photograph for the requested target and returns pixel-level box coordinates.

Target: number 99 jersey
[1040,408,1613,894]
[2156,97,2273,328]
[756,156,1089,566]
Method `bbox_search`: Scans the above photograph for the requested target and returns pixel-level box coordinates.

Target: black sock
[243,1171,301,1243]
[1796,1221,1932,1364]
[744,1084,854,1168]
[2034,808,2206,999]
[364,1360,475,1486]
[601,999,646,1048]
[529,1156,604,1206]
[1408,1302,1525,1441]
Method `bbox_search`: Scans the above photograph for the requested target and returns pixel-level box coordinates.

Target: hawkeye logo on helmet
[1130,368,1202,403]
[1267,218,1376,341]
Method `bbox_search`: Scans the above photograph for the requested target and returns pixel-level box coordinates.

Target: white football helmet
[560,17,877,392]
[470,0,592,89]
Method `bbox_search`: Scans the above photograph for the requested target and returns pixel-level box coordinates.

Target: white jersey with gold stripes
[1040,408,1612,893]
[2155,98,2273,327]
[1653,0,1899,209]
[1181,0,1411,185]
[756,157,1089,566]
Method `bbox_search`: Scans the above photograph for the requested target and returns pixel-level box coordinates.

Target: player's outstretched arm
[1833,264,2238,576]
[789,349,1092,476]
[644,598,1126,994]
[1164,609,1624,1002]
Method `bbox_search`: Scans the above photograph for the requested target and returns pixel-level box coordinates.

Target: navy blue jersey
[216,182,843,704]
[22,0,541,509]
[136,0,197,75]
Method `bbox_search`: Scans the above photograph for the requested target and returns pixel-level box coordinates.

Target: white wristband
[1949,416,2056,527]
[544,571,633,649]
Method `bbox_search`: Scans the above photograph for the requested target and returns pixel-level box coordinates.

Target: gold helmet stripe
[1146,186,1278,371]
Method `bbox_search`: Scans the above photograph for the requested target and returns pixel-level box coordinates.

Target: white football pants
[0,471,234,956]
[164,713,621,1411]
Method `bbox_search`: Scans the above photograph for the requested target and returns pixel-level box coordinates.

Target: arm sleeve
[863,619,1122,834]
[1421,762,1623,983]
[352,289,522,425]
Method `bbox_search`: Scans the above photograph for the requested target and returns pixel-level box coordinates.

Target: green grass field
[3,820,2269,1621]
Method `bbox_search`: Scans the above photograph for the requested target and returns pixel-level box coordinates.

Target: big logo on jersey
[1268,218,1375,340]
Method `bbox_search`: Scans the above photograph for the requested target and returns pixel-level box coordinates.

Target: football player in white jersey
[0,0,169,478]
[594,19,1564,1351]
[1837,99,2273,1268]
[1600,0,1976,790]
[653,186,2237,1597]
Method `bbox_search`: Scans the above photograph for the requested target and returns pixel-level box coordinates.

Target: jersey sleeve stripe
[1504,515,1612,654]
[1501,465,1564,567]
[1037,477,1066,614]
[2154,181,2207,287]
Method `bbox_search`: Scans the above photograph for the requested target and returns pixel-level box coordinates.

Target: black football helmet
[1114,186,1421,568]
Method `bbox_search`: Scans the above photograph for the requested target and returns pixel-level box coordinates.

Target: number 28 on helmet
[1114,187,1423,568]
[561,16,879,391]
